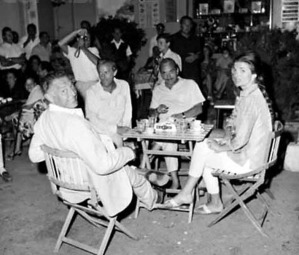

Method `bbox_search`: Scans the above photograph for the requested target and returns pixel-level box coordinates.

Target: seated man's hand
[207,138,228,152]
[209,128,225,139]
[157,104,168,114]
[117,126,131,135]
[124,141,137,160]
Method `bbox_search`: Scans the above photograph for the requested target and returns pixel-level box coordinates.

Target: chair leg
[188,189,196,224]
[237,196,269,238]
[256,191,271,211]
[208,199,240,227]
[115,220,139,240]
[264,188,275,200]
[134,199,140,219]
[54,207,76,252]
[98,218,116,255]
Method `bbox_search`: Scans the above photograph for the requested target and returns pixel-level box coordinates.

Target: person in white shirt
[19,23,40,60]
[58,28,100,99]
[0,27,25,70]
[110,27,132,81]
[28,71,168,217]
[31,31,52,62]
[148,23,165,57]
[155,33,182,85]
[85,60,132,147]
[149,58,205,189]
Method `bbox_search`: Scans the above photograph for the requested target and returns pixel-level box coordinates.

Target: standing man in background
[110,26,132,81]
[149,23,165,57]
[170,16,203,87]
[19,23,39,60]
[31,32,52,62]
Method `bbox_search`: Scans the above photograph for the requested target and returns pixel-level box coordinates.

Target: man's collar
[163,77,181,90]
[97,79,119,93]
[180,32,191,38]
[111,39,124,44]
[49,104,84,117]
[161,48,170,56]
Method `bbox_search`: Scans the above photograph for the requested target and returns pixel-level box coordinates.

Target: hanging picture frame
[223,0,235,13]
[251,1,262,13]
[199,3,209,15]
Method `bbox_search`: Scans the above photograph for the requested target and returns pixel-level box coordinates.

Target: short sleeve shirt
[150,77,205,122]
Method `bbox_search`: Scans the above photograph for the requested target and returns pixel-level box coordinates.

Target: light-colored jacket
[29,104,135,217]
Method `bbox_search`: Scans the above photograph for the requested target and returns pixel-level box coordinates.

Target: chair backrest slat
[41,145,90,192]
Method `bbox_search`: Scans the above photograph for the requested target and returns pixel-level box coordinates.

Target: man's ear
[114,70,118,77]
[44,93,53,103]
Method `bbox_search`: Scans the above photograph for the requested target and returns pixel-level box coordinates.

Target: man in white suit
[28,71,167,217]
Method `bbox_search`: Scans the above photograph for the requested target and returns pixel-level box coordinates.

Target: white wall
[37,0,55,39]
[54,0,97,39]
[0,1,25,42]
[272,0,282,28]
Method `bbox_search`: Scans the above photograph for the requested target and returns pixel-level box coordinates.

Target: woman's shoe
[195,204,223,215]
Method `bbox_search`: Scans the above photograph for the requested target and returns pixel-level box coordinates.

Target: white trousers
[189,139,251,194]
[125,167,157,210]
[154,142,178,173]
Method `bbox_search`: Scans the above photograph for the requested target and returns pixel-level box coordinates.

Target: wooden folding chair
[208,121,283,237]
[41,145,138,255]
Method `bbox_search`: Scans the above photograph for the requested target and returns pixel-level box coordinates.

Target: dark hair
[157,33,171,43]
[39,31,49,38]
[6,69,18,79]
[113,26,122,33]
[27,23,37,31]
[25,74,39,84]
[234,51,275,126]
[29,55,41,65]
[234,51,262,78]
[159,58,179,72]
[203,44,213,58]
[221,47,230,54]
[179,16,193,25]
[96,59,117,72]
[40,61,53,72]
[155,23,165,30]
[80,20,91,30]
[2,27,12,37]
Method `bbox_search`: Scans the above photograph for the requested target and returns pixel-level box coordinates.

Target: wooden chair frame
[41,145,138,255]
[208,121,283,237]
